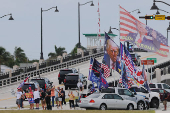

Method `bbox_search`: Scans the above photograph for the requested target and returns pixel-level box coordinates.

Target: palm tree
[14,47,27,65]
[0,46,11,73]
[70,43,86,56]
[48,45,66,59]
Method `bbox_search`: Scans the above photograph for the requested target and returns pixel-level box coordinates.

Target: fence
[0,51,103,88]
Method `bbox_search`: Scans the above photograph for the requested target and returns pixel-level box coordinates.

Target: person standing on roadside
[27,87,34,110]
[57,89,63,109]
[77,79,83,91]
[40,89,46,110]
[162,90,169,111]
[34,88,40,109]
[51,86,55,107]
[55,87,60,107]
[68,91,75,109]
[16,88,22,110]
[45,88,52,110]
[61,88,66,105]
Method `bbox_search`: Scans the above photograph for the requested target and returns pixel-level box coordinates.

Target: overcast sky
[1,0,170,60]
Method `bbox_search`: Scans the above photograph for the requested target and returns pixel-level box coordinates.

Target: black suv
[58,68,78,84]
[130,53,141,66]
[64,73,87,90]
[30,77,53,91]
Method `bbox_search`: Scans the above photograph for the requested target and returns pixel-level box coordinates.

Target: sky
[1,0,170,60]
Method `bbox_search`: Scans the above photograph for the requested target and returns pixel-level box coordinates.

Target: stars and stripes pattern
[119,6,169,57]
[101,63,110,78]
[18,75,30,89]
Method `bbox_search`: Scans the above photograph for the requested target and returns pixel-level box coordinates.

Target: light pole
[0,13,14,20]
[108,26,119,34]
[78,1,94,48]
[156,9,170,15]
[151,0,170,10]
[167,22,170,45]
[40,6,59,60]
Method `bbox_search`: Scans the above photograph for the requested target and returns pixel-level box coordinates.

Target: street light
[151,0,170,10]
[78,1,94,48]
[0,13,14,20]
[129,9,141,14]
[40,6,59,60]
[167,22,170,45]
[156,9,170,15]
[108,26,119,34]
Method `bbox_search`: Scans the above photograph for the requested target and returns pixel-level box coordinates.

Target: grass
[0,110,155,113]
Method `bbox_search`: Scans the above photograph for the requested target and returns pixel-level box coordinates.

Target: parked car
[130,53,141,66]
[149,83,170,92]
[101,87,149,110]
[64,73,87,90]
[58,68,78,84]
[129,85,160,108]
[21,81,40,100]
[150,88,170,101]
[30,77,53,92]
[78,93,137,110]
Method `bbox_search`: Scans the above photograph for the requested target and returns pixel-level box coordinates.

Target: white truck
[101,87,149,110]
[149,83,170,92]
[129,85,160,109]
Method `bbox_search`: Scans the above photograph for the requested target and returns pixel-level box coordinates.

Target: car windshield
[163,84,170,89]
[22,84,35,91]
[86,94,100,98]
[31,79,45,88]
[60,70,73,74]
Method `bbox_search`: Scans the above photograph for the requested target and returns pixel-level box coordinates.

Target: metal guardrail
[0,51,104,88]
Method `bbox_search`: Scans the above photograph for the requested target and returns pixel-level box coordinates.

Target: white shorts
[58,98,62,101]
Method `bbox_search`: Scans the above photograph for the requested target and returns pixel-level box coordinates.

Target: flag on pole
[142,63,150,91]
[119,5,169,57]
[101,63,110,78]
[88,58,93,80]
[17,75,30,89]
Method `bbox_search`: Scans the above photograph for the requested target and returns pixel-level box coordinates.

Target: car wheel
[151,99,159,109]
[65,86,68,90]
[100,104,107,110]
[137,101,144,110]
[84,85,87,89]
[127,104,134,110]
[59,80,61,84]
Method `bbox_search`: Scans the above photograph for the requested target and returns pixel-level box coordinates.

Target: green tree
[0,47,12,72]
[70,43,86,56]
[48,45,66,59]
[14,47,27,65]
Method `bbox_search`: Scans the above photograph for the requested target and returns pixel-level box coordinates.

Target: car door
[118,89,136,102]
[102,94,116,109]
[113,94,125,109]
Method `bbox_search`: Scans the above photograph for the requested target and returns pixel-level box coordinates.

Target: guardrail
[0,51,104,88]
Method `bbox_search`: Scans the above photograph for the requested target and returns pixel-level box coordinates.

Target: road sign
[155,15,165,20]
[147,58,157,63]
[141,60,154,65]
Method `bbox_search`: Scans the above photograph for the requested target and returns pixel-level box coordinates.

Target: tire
[137,101,144,110]
[84,85,87,89]
[100,104,107,110]
[127,104,134,110]
[65,86,68,90]
[151,99,159,109]
[59,80,61,84]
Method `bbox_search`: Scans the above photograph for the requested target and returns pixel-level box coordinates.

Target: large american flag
[101,63,110,78]
[120,6,169,57]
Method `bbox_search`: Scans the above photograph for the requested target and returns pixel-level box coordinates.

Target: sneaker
[17,108,20,110]
[162,109,166,111]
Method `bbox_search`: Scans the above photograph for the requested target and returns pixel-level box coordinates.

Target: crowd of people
[16,86,76,110]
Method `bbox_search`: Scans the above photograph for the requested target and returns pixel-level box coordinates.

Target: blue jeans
[52,96,55,107]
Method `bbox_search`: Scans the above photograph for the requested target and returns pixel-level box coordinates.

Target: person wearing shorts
[57,89,63,109]
[55,87,60,107]
[40,89,46,110]
[68,91,75,109]
[16,88,22,110]
[27,87,34,110]
[34,88,40,109]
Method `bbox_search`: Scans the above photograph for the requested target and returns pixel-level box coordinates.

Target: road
[0,51,170,109]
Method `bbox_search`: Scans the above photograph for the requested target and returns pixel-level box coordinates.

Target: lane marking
[140,53,157,60]
[0,97,15,101]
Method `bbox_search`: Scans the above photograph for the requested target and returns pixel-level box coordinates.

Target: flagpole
[147,65,148,83]
[151,65,152,83]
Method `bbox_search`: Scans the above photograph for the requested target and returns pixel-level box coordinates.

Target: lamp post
[167,22,170,45]
[78,1,94,48]
[108,26,119,34]
[40,6,59,60]
[0,13,14,20]
[151,0,170,10]
[156,9,170,15]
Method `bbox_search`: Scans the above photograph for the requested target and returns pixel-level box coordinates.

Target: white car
[78,93,137,110]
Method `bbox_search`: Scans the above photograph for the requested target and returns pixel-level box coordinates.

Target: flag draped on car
[119,5,169,57]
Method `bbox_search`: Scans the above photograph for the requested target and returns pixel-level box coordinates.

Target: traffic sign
[147,58,157,63]
[141,60,154,65]
[155,15,165,20]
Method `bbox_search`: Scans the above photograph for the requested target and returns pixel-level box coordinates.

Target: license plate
[82,100,88,103]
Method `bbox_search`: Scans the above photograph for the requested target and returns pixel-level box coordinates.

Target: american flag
[101,63,110,78]
[119,6,169,57]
